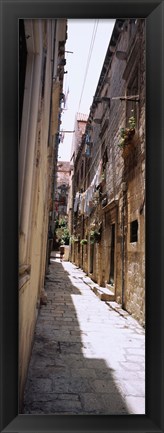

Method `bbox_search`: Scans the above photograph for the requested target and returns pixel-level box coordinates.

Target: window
[41,48,47,99]
[130,220,138,242]
[81,161,84,180]
[102,147,108,169]
[76,171,79,187]
[19,20,27,138]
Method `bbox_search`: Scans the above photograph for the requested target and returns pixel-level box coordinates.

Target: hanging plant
[90,229,101,243]
[102,197,108,208]
[71,235,79,243]
[90,220,96,230]
[80,239,88,245]
[101,170,106,181]
[61,228,70,245]
[118,112,136,149]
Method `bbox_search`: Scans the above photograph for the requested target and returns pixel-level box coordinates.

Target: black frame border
[0,1,164,432]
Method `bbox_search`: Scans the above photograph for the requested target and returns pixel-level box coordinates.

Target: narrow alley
[23,253,145,415]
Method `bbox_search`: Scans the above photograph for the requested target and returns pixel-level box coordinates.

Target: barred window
[130,220,138,243]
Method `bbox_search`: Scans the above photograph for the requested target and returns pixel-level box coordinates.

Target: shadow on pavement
[23,257,140,415]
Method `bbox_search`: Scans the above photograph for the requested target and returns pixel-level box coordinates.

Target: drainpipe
[82,214,84,268]
[121,188,126,309]
[47,20,57,229]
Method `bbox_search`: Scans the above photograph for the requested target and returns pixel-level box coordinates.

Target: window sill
[19,264,31,291]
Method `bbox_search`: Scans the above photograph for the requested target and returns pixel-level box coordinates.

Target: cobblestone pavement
[23,253,145,415]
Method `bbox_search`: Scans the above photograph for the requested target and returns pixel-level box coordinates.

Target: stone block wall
[71,19,145,326]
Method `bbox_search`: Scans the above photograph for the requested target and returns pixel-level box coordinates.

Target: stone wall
[19,19,67,410]
[71,19,145,326]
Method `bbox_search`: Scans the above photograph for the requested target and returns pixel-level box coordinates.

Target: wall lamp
[93,118,102,124]
[116,51,127,60]
[94,96,111,107]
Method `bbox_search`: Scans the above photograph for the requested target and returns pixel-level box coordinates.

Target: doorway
[89,242,94,274]
[109,224,115,285]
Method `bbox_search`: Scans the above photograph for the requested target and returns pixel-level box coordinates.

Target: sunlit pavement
[23,252,145,415]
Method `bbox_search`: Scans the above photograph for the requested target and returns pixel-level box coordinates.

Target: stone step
[89,284,115,301]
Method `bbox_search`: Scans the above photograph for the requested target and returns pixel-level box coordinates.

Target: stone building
[71,19,145,327]
[53,161,71,224]
[71,112,88,161]
[19,18,67,409]
[67,113,88,237]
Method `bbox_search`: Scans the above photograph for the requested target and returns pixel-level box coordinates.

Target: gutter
[121,192,125,309]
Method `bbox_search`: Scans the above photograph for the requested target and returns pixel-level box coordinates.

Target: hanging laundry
[79,192,85,215]
[96,159,103,187]
[74,192,80,212]
[85,144,90,157]
[85,133,90,144]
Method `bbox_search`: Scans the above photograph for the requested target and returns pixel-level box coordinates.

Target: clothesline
[73,160,103,216]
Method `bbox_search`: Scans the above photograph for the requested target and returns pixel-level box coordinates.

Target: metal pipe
[121,194,125,309]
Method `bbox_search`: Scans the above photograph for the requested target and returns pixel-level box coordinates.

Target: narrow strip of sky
[77,19,99,113]
[58,19,115,161]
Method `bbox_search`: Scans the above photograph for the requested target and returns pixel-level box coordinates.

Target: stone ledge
[19,274,30,291]
[91,285,115,301]
[81,274,115,301]
[106,301,130,318]
[84,280,115,301]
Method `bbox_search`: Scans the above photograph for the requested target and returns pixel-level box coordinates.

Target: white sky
[58,19,115,161]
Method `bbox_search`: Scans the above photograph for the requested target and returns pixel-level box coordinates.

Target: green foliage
[90,229,101,243]
[61,227,70,245]
[118,111,136,149]
[128,114,136,129]
[55,219,59,229]
[80,239,88,245]
[71,235,79,243]
[59,218,67,227]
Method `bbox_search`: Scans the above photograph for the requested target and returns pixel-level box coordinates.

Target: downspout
[121,191,125,309]
[71,172,75,263]
[47,20,57,149]
[47,19,57,222]
[82,214,84,268]
[45,20,57,276]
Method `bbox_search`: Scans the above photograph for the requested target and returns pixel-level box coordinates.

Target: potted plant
[90,229,101,243]
[118,112,136,155]
[71,235,79,243]
[102,196,107,208]
[80,239,88,245]
[61,228,70,245]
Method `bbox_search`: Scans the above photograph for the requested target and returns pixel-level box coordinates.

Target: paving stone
[52,377,93,393]
[70,368,97,378]
[119,379,145,397]
[80,392,110,414]
[91,379,123,394]
[24,378,53,395]
[125,396,145,414]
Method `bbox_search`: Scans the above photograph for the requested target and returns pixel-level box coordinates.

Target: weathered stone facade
[53,161,71,223]
[71,19,145,327]
[19,19,67,410]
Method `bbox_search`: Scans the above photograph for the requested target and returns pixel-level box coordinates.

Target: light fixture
[93,96,110,107]
[104,77,110,84]
[116,51,127,60]
[101,96,110,104]
[93,118,102,124]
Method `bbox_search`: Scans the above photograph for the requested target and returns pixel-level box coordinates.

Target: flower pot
[122,136,135,158]
[102,197,107,207]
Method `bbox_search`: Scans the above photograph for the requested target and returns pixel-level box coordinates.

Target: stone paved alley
[23,253,145,415]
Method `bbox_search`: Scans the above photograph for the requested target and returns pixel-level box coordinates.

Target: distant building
[53,161,71,224]
[68,113,88,237]
[71,112,88,161]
